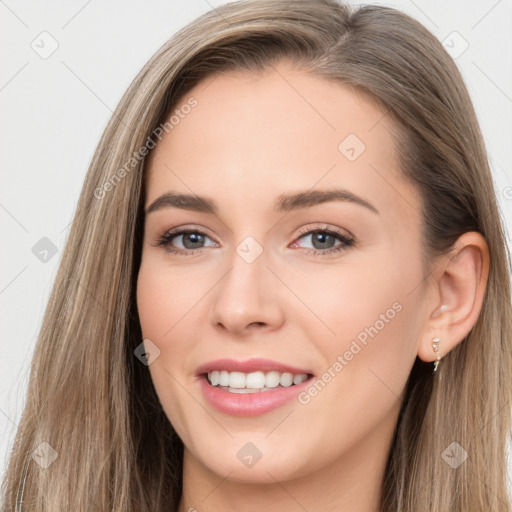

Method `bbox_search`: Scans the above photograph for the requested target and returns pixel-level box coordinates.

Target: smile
[206,370,309,393]
[197,359,315,416]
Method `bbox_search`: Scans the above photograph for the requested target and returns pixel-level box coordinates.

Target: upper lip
[196,358,314,376]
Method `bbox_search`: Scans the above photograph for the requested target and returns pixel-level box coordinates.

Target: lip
[196,358,315,417]
[199,374,313,416]
[196,358,313,376]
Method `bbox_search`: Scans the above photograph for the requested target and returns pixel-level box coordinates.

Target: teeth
[265,371,281,388]
[219,371,230,387]
[245,371,266,389]
[210,371,220,386]
[207,370,309,390]
[280,372,293,387]
[293,374,308,385]
[229,371,246,388]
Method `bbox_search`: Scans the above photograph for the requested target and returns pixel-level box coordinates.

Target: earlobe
[417,232,490,365]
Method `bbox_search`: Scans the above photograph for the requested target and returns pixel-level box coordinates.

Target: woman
[2,1,511,511]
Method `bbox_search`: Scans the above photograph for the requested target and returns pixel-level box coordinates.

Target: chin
[185,434,319,485]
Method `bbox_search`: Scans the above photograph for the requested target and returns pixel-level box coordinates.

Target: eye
[154,224,355,257]
[291,226,355,256]
[155,226,217,255]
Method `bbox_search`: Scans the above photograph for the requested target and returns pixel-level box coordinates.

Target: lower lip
[199,375,313,416]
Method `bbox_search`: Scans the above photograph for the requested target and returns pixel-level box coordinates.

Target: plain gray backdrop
[1,0,511,494]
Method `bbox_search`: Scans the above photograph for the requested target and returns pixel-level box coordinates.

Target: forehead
[144,62,419,220]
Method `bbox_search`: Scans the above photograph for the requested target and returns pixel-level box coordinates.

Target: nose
[209,243,285,337]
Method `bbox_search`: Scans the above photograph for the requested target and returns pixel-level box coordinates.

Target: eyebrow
[145,188,379,215]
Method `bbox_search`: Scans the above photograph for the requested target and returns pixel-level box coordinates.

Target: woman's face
[137,61,430,483]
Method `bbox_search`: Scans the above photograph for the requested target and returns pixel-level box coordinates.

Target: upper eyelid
[161,224,351,240]
[295,225,352,238]
[159,224,215,239]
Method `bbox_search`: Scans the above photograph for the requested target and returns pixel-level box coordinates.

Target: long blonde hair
[2,1,511,510]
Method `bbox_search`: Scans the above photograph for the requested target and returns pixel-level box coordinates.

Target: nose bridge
[209,235,284,334]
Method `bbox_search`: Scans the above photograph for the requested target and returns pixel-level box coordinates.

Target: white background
[1,0,511,495]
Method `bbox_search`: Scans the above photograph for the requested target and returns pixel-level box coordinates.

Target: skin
[136,60,489,512]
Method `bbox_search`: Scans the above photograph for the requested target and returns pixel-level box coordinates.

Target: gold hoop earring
[432,337,441,373]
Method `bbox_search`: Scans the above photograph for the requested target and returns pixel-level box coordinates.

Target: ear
[417,232,490,363]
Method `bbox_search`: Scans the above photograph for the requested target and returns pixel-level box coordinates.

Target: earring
[432,337,441,373]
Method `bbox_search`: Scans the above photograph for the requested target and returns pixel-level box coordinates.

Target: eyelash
[155,224,355,257]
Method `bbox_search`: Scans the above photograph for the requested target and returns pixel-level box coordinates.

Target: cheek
[136,258,208,340]
[291,250,423,391]
[294,255,420,337]
[289,263,423,472]
[136,256,214,408]
[136,262,196,444]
